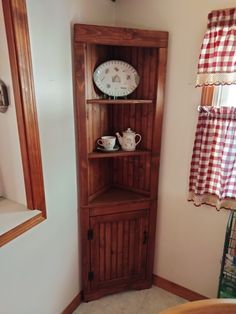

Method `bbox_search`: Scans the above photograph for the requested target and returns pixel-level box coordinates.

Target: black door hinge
[143,231,148,244]
[88,271,94,281]
[87,229,93,240]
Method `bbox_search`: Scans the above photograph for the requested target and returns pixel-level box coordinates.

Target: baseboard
[62,291,82,314]
[62,275,207,312]
[152,274,208,301]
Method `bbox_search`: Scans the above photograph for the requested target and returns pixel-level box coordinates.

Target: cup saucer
[97,145,120,152]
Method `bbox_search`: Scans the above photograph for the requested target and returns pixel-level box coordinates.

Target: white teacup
[97,136,116,150]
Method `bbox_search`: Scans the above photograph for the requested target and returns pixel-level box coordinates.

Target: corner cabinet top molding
[74,24,168,47]
[73,23,168,301]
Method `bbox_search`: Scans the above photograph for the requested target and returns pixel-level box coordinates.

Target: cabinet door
[90,209,149,289]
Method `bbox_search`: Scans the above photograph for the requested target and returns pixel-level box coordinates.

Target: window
[189,85,236,210]
[212,85,236,108]
[189,7,236,210]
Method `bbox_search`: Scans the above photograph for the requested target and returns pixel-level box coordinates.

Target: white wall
[0,1,115,314]
[0,1,26,205]
[116,0,235,298]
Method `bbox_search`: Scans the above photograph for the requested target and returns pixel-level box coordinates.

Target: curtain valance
[196,8,236,87]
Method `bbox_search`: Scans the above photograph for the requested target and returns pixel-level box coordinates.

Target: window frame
[0,0,46,246]
[200,86,214,106]
[201,85,236,107]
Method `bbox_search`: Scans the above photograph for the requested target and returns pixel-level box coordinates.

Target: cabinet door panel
[90,209,149,289]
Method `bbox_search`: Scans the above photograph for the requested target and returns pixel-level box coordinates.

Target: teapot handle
[135,134,142,146]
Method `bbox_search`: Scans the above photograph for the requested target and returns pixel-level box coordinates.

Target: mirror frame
[1,0,46,220]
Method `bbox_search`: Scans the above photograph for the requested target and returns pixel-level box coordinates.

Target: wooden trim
[90,200,150,216]
[61,291,82,314]
[73,42,88,206]
[88,150,151,159]
[83,280,151,302]
[153,275,208,301]
[200,86,214,106]
[0,213,45,247]
[2,0,46,217]
[74,24,168,47]
[146,201,158,282]
[150,47,168,197]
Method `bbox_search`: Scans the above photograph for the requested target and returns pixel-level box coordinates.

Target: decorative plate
[93,60,140,97]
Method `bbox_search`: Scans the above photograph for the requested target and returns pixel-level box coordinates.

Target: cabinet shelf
[88,187,150,206]
[86,99,153,105]
[88,149,151,159]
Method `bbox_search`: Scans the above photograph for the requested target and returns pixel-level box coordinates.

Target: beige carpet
[73,286,186,314]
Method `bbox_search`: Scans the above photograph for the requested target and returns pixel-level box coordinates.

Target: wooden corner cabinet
[73,24,168,301]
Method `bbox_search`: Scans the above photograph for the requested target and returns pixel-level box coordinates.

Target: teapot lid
[124,128,135,134]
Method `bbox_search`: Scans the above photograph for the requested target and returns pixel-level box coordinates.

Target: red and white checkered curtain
[196,8,236,87]
[189,106,236,210]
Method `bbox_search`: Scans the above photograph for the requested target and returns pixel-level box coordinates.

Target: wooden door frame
[2,0,46,217]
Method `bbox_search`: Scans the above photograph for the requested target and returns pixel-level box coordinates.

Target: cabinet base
[83,280,152,302]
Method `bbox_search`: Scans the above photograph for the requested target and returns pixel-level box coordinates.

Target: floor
[73,286,186,314]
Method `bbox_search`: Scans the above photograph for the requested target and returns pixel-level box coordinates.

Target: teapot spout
[116,132,123,146]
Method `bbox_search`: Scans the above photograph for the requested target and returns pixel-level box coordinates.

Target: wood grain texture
[0,213,45,247]
[110,47,158,194]
[84,45,159,195]
[80,208,91,291]
[61,291,82,314]
[83,279,151,302]
[2,0,46,217]
[88,187,150,207]
[145,201,158,282]
[90,201,150,216]
[200,86,214,106]
[74,43,89,206]
[74,24,168,48]
[88,159,112,199]
[88,150,151,159]
[90,210,149,289]
[153,275,208,302]
[74,24,168,301]
[150,47,168,198]
[159,299,236,314]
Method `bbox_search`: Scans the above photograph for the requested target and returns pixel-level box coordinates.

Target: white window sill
[0,197,41,237]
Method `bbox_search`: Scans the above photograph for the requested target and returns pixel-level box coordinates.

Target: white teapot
[116,128,142,151]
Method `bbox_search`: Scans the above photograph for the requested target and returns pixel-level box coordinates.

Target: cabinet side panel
[74,42,88,205]
[88,159,112,200]
[86,104,110,153]
[146,200,158,282]
[150,47,168,197]
[80,208,91,291]
[85,44,112,99]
